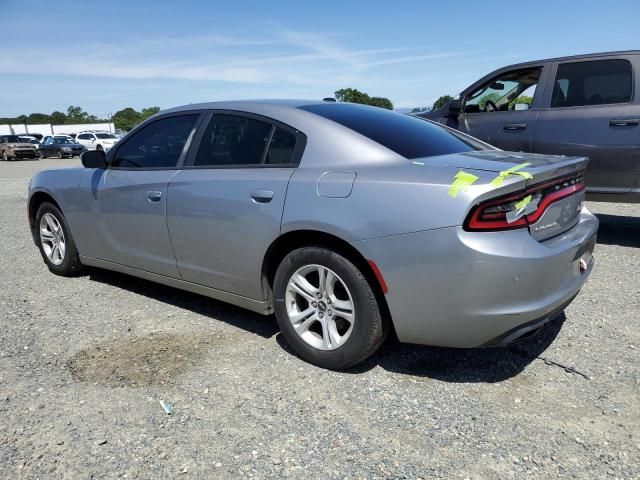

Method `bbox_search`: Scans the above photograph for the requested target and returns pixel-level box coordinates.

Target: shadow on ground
[86,266,565,384]
[278,314,566,383]
[596,213,640,248]
[85,267,279,339]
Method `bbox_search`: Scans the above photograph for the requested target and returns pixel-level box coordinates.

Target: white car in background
[75,131,119,152]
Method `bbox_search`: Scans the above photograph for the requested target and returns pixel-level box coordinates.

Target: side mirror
[81,150,107,168]
[513,102,530,111]
[446,99,462,117]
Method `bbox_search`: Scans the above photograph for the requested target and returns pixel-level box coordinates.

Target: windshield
[96,133,117,139]
[299,103,484,159]
[1,135,21,143]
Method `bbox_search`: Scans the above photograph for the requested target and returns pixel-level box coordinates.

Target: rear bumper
[353,208,598,348]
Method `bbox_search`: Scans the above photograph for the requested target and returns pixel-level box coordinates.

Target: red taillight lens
[464,174,585,232]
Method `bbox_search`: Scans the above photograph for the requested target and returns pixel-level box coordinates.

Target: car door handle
[251,190,274,203]
[147,191,162,202]
[609,118,639,127]
[503,123,527,131]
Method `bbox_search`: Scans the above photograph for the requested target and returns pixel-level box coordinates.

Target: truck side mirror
[446,99,462,117]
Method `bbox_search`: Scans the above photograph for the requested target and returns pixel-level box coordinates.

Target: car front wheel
[35,202,82,276]
[273,247,386,369]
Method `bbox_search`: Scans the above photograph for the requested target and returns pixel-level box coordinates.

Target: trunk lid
[421,150,588,185]
[418,150,589,241]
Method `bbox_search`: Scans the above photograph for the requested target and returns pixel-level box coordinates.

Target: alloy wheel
[40,213,66,266]
[285,264,355,351]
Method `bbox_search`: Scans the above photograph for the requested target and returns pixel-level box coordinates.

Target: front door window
[464,68,541,113]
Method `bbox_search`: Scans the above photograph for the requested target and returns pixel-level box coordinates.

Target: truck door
[533,56,640,193]
[457,65,549,152]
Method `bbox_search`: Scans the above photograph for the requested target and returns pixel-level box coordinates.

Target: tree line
[0,105,161,132]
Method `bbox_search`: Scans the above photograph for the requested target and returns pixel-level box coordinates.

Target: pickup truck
[418,51,640,203]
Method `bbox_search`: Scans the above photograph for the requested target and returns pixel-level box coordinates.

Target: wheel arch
[262,229,393,331]
[28,190,62,232]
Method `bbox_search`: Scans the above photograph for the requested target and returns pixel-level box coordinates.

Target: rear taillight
[464,174,584,232]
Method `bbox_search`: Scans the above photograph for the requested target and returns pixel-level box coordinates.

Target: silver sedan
[27,100,598,369]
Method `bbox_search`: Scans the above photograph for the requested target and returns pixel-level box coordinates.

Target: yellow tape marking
[490,162,533,187]
[448,170,479,198]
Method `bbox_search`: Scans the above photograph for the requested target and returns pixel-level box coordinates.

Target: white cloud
[0,29,469,89]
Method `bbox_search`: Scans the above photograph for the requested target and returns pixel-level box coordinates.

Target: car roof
[500,50,640,69]
[163,99,328,115]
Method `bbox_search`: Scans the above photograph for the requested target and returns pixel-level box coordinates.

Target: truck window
[550,59,632,108]
[463,68,541,114]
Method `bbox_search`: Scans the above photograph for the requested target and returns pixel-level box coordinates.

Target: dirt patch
[67,332,216,387]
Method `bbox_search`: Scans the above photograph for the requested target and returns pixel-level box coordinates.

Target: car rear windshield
[298,103,483,159]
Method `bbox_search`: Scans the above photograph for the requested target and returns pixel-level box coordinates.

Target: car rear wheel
[273,247,386,369]
[96,144,103,151]
[35,202,82,276]
[57,151,63,159]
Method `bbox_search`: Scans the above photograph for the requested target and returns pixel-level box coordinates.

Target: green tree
[369,97,394,110]
[27,113,51,124]
[113,106,162,131]
[50,111,67,125]
[141,106,160,119]
[112,108,143,131]
[432,95,454,110]
[334,88,394,110]
[66,105,90,123]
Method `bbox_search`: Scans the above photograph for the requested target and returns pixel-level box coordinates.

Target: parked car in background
[19,136,41,145]
[41,135,75,145]
[16,133,43,141]
[75,131,119,152]
[27,100,597,369]
[38,136,86,158]
[0,134,39,160]
[418,51,640,203]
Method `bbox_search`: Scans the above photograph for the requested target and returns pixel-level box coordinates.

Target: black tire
[1,151,8,161]
[57,151,63,159]
[34,202,83,276]
[273,247,386,369]
[96,144,103,151]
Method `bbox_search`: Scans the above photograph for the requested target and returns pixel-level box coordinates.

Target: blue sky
[1,0,639,117]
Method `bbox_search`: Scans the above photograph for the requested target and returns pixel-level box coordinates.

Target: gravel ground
[1,157,638,479]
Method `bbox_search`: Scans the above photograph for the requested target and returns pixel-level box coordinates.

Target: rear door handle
[251,189,274,203]
[609,118,639,127]
[503,123,527,131]
[147,191,162,202]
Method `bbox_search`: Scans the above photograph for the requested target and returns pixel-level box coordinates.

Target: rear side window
[265,128,296,164]
[299,103,480,159]
[551,59,633,108]
[112,114,198,168]
[194,114,272,167]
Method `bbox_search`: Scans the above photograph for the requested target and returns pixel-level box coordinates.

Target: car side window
[550,59,632,108]
[463,68,541,113]
[264,128,297,164]
[193,114,273,167]
[77,134,88,140]
[111,114,199,169]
